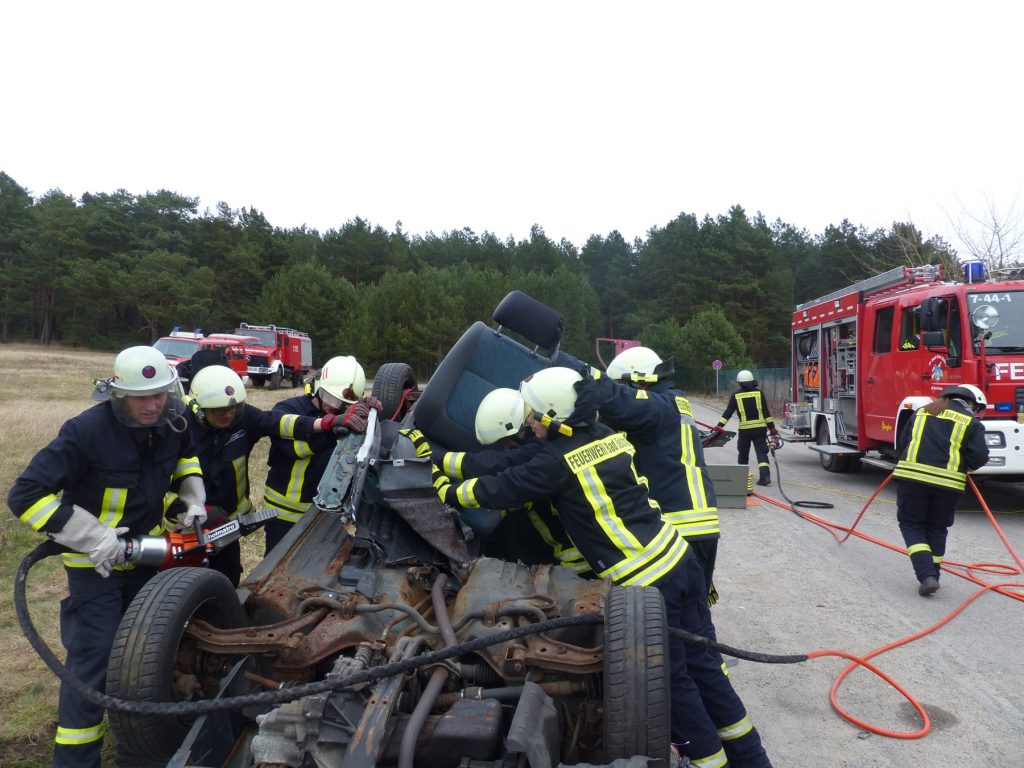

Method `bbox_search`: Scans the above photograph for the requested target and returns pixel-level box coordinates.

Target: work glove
[362,395,384,414]
[432,464,459,507]
[768,429,783,451]
[402,428,434,459]
[50,505,128,578]
[176,475,208,531]
[338,400,372,434]
[319,413,339,432]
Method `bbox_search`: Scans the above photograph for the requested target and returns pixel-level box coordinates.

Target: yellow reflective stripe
[292,440,314,459]
[526,506,559,550]
[664,511,721,538]
[580,466,643,556]
[263,486,308,522]
[172,456,202,481]
[455,478,480,507]
[736,392,767,428]
[20,494,61,530]
[278,413,299,438]
[61,553,95,568]
[718,715,753,741]
[442,452,466,480]
[634,389,649,400]
[600,522,678,583]
[907,543,932,556]
[933,554,943,564]
[893,461,966,490]
[690,748,727,767]
[55,722,104,745]
[98,486,127,528]
[675,395,694,417]
[231,456,249,516]
[617,534,688,586]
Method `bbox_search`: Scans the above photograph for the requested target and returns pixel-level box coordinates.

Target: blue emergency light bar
[964,261,985,283]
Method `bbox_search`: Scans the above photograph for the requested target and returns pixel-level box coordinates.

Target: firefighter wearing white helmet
[717,368,778,486]
[181,362,330,585]
[583,346,722,600]
[431,386,589,572]
[606,345,679,386]
[95,345,188,430]
[433,365,772,766]
[893,384,990,596]
[263,354,381,554]
[8,345,204,768]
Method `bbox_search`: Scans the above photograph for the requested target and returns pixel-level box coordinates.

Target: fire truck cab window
[899,308,920,350]
[873,306,894,353]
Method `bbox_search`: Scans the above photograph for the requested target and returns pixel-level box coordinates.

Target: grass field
[0,344,299,767]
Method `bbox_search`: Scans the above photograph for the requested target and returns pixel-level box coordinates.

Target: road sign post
[712,359,723,396]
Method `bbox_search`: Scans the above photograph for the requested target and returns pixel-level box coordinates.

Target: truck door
[862,303,899,443]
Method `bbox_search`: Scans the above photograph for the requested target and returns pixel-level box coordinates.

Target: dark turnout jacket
[894,401,989,492]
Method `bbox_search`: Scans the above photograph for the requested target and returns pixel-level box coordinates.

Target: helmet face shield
[315,356,365,410]
[475,388,528,445]
[111,388,187,429]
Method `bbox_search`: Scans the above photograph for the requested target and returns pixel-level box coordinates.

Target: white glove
[176,476,208,530]
[50,505,128,578]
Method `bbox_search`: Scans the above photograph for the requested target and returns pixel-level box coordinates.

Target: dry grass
[0,344,297,765]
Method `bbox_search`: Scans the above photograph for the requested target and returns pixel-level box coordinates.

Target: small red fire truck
[231,323,313,389]
[784,262,1024,478]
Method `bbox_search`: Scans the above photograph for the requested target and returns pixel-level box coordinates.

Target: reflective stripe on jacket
[894,405,989,492]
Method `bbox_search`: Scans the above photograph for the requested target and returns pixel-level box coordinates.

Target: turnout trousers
[736,428,771,483]
[55,566,155,768]
[895,479,958,584]
[657,556,772,767]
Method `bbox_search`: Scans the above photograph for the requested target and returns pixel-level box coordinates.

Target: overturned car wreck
[101,292,674,768]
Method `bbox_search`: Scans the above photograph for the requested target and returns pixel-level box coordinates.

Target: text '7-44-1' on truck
[784,261,1024,478]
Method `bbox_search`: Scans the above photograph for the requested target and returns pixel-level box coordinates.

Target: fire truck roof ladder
[795,264,944,311]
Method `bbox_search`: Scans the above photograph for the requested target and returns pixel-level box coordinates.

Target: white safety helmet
[190,366,247,409]
[960,384,987,412]
[315,356,366,409]
[112,346,178,397]
[942,384,987,414]
[607,346,663,384]
[475,388,528,445]
[736,370,755,383]
[520,367,583,424]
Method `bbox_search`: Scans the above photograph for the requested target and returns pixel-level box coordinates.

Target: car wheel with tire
[602,585,671,763]
[107,568,247,765]
[372,362,418,421]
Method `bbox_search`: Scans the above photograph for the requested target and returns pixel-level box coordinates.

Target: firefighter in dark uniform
[587,346,721,598]
[717,370,780,487]
[7,346,205,768]
[182,364,336,585]
[425,387,590,574]
[263,355,380,554]
[893,384,989,596]
[434,368,771,768]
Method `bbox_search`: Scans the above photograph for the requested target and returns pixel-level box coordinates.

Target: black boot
[918,576,939,596]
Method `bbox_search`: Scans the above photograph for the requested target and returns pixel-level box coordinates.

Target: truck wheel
[817,422,854,473]
[250,374,266,388]
[372,362,418,421]
[268,368,283,389]
[603,585,671,763]
[291,371,303,388]
[107,568,247,765]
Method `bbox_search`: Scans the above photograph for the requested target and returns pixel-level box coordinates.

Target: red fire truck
[784,262,1024,478]
[230,323,313,389]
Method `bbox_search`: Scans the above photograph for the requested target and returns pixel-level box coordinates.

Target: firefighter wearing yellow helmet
[433,366,772,767]
[180,362,335,585]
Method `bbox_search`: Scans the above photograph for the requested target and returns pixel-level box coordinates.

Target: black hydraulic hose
[399,575,457,768]
[16,541,808,718]
[768,446,834,510]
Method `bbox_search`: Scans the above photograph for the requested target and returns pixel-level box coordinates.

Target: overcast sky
[4,2,1021,257]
